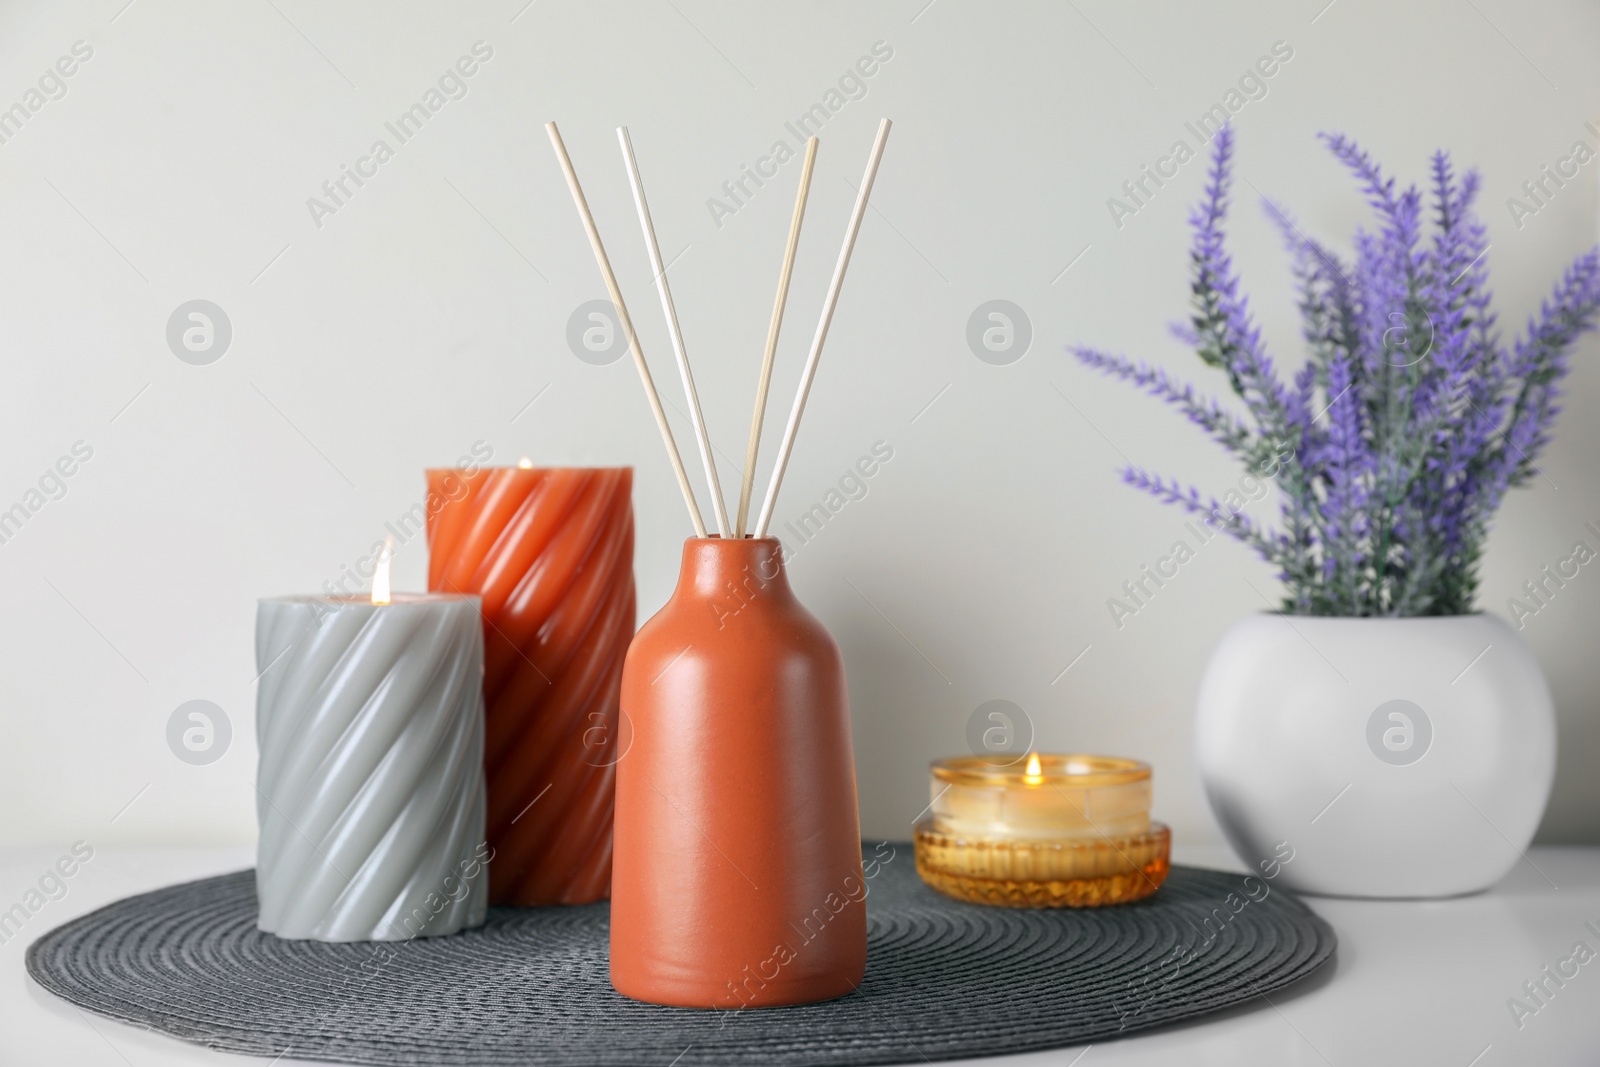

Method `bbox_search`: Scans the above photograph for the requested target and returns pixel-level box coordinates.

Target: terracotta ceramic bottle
[611,537,866,1009]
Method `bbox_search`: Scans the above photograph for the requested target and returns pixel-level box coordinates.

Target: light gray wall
[1,0,1597,848]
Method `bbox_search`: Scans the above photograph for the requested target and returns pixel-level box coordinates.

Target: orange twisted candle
[426,466,635,905]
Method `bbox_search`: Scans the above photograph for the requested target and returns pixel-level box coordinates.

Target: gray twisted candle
[254,593,488,942]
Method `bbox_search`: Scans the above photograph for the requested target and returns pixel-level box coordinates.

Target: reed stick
[617,126,731,538]
[753,119,891,538]
[544,121,708,537]
[736,137,818,538]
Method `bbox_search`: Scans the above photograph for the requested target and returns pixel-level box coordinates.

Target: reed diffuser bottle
[544,116,892,1007]
[611,537,866,1008]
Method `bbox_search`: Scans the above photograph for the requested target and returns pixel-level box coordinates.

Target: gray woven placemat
[27,843,1334,1066]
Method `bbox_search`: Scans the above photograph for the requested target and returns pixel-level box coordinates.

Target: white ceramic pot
[1196,613,1555,898]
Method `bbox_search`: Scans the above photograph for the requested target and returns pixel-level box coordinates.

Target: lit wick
[1024,752,1042,786]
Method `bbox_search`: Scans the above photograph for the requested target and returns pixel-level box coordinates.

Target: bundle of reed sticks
[546,118,892,539]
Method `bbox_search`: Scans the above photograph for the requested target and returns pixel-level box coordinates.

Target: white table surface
[3,844,1598,1066]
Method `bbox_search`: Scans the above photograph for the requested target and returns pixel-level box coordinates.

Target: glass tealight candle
[914,754,1170,908]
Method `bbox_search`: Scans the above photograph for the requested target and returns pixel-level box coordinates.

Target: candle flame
[371,539,392,605]
[518,457,534,469]
[1024,752,1042,785]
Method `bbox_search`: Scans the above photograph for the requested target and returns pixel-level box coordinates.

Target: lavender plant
[1074,127,1600,616]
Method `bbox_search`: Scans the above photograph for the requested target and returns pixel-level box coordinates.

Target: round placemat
[27,843,1334,1066]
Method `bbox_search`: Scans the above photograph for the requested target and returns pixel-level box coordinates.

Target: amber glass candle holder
[914,755,1170,908]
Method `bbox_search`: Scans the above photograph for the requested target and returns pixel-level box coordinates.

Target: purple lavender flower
[1074,127,1600,615]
